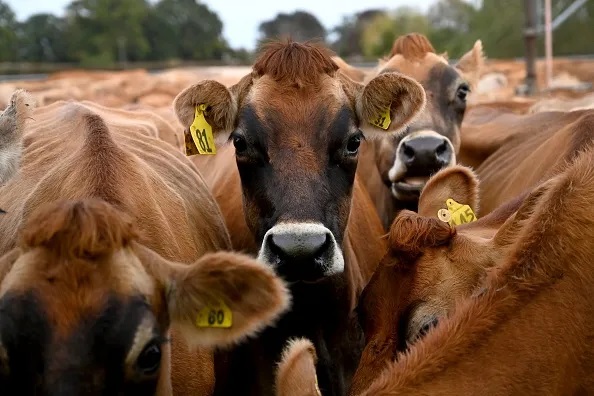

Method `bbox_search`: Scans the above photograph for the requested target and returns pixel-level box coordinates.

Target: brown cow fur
[330,56,367,83]
[460,107,594,216]
[0,199,290,395]
[0,97,233,395]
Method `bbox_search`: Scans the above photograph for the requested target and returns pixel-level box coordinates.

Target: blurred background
[1,0,593,114]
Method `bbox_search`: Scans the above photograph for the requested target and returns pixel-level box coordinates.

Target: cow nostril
[402,142,415,160]
[270,232,330,259]
[435,141,448,156]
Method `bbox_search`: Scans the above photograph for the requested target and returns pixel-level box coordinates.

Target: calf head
[0,199,289,395]
[350,165,526,393]
[174,40,425,283]
[371,33,484,202]
[0,89,34,186]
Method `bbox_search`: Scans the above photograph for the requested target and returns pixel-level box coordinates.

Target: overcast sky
[6,0,438,49]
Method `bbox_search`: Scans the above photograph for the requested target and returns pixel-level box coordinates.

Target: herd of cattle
[1,33,594,395]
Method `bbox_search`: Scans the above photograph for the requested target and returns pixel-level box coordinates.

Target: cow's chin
[390,176,427,201]
[276,260,335,284]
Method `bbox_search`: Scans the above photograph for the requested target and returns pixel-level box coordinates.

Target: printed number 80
[208,309,225,325]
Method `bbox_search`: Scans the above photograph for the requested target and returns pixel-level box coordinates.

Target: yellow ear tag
[438,198,477,226]
[195,299,232,328]
[370,107,392,130]
[188,104,216,155]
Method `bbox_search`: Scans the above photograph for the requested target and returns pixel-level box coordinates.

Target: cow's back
[459,109,594,215]
[0,100,231,395]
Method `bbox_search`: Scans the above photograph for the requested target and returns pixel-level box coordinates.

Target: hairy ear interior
[357,71,426,139]
[166,251,291,348]
[418,165,480,218]
[0,249,22,295]
[173,80,238,145]
[455,40,485,88]
[275,338,321,396]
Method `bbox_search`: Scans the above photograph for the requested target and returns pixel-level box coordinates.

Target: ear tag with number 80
[196,299,232,328]
[437,198,477,227]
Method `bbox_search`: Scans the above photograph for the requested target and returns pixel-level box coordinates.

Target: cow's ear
[275,338,321,396]
[163,251,291,348]
[455,40,485,88]
[0,89,35,185]
[0,248,22,289]
[418,165,479,218]
[173,80,238,146]
[356,71,425,139]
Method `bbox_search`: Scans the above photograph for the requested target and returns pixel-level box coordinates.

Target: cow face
[175,40,425,283]
[372,34,484,202]
[0,199,289,395]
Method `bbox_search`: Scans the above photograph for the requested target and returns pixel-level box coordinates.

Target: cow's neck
[213,275,361,396]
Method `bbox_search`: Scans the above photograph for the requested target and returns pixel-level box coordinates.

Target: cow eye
[346,132,364,156]
[136,341,161,375]
[231,132,248,154]
[456,84,470,102]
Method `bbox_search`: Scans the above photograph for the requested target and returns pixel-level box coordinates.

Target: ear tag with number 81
[196,299,232,328]
[369,106,392,130]
[437,198,477,226]
[186,104,216,156]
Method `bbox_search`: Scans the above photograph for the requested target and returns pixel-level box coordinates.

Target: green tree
[18,14,71,62]
[427,0,477,58]
[0,1,18,62]
[258,11,326,46]
[550,0,594,56]
[360,7,430,58]
[331,9,384,57]
[145,0,228,61]
[65,0,150,66]
[469,0,523,58]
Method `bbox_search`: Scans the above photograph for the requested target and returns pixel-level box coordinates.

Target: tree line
[1,0,593,67]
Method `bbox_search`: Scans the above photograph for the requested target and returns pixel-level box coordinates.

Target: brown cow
[460,107,594,215]
[357,144,594,395]
[0,198,290,395]
[174,39,426,395]
[281,144,594,394]
[0,95,288,395]
[352,33,485,228]
[352,148,591,392]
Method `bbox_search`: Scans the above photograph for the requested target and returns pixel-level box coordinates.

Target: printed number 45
[458,207,476,224]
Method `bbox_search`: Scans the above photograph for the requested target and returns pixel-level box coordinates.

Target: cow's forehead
[247,74,347,121]
[0,248,156,335]
[383,53,455,85]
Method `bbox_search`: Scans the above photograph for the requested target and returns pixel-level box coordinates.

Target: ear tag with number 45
[186,104,216,156]
[196,299,232,328]
[437,198,477,227]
